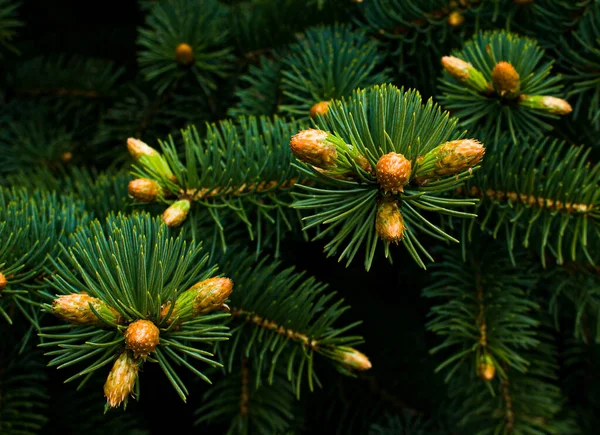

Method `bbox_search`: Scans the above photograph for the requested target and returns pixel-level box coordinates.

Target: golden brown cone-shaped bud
[376,152,412,193]
[441,56,470,82]
[192,277,234,316]
[52,293,121,325]
[161,277,233,324]
[61,151,73,163]
[375,199,405,243]
[333,346,372,371]
[128,178,160,203]
[104,351,139,408]
[492,61,520,96]
[519,95,573,115]
[447,11,465,27]
[289,129,338,169]
[477,353,496,381]
[426,139,485,178]
[0,272,7,291]
[175,43,195,66]
[162,199,191,227]
[127,138,159,160]
[124,319,160,359]
[309,101,330,118]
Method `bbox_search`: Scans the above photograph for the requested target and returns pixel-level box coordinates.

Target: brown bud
[128,178,160,203]
[375,199,405,243]
[309,101,330,118]
[52,293,121,325]
[127,138,159,160]
[290,129,338,169]
[61,152,73,163]
[447,11,464,27]
[161,277,233,325]
[431,139,485,177]
[175,43,194,66]
[104,351,139,408]
[124,319,160,359]
[491,61,520,96]
[519,95,573,115]
[376,152,412,193]
[441,56,470,82]
[0,272,6,291]
[162,199,191,227]
[332,346,372,371]
[477,353,496,381]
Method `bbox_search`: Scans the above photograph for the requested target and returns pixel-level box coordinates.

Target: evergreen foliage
[2,0,600,433]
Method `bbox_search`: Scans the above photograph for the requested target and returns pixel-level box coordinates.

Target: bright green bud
[441,56,493,94]
[518,95,573,115]
[52,293,121,325]
[161,277,233,325]
[162,199,190,227]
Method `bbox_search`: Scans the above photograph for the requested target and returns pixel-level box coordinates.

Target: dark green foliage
[195,360,300,434]
[137,0,234,94]
[293,84,480,270]
[38,213,230,402]
[0,323,48,434]
[438,30,568,142]
[447,337,579,434]
[0,110,75,176]
[368,412,440,435]
[559,2,600,130]
[2,167,134,220]
[228,56,282,118]
[215,250,366,396]
[278,24,391,117]
[227,0,347,54]
[465,135,600,266]
[0,187,88,325]
[0,0,22,55]
[132,115,307,255]
[548,264,600,343]
[424,238,540,381]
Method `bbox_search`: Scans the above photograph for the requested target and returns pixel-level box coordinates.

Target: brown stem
[501,373,515,433]
[466,186,593,214]
[476,271,487,347]
[240,357,249,417]
[182,178,298,200]
[231,307,318,349]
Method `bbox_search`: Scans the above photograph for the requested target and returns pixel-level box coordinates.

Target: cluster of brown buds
[442,56,572,115]
[126,138,192,228]
[50,277,233,408]
[290,129,485,244]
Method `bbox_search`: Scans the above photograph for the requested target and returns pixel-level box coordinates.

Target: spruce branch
[424,238,540,384]
[448,333,579,434]
[463,136,600,267]
[137,0,234,95]
[194,358,300,434]
[128,115,307,254]
[213,250,369,397]
[438,30,571,142]
[0,187,88,326]
[292,84,483,270]
[278,24,391,118]
[38,213,232,407]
